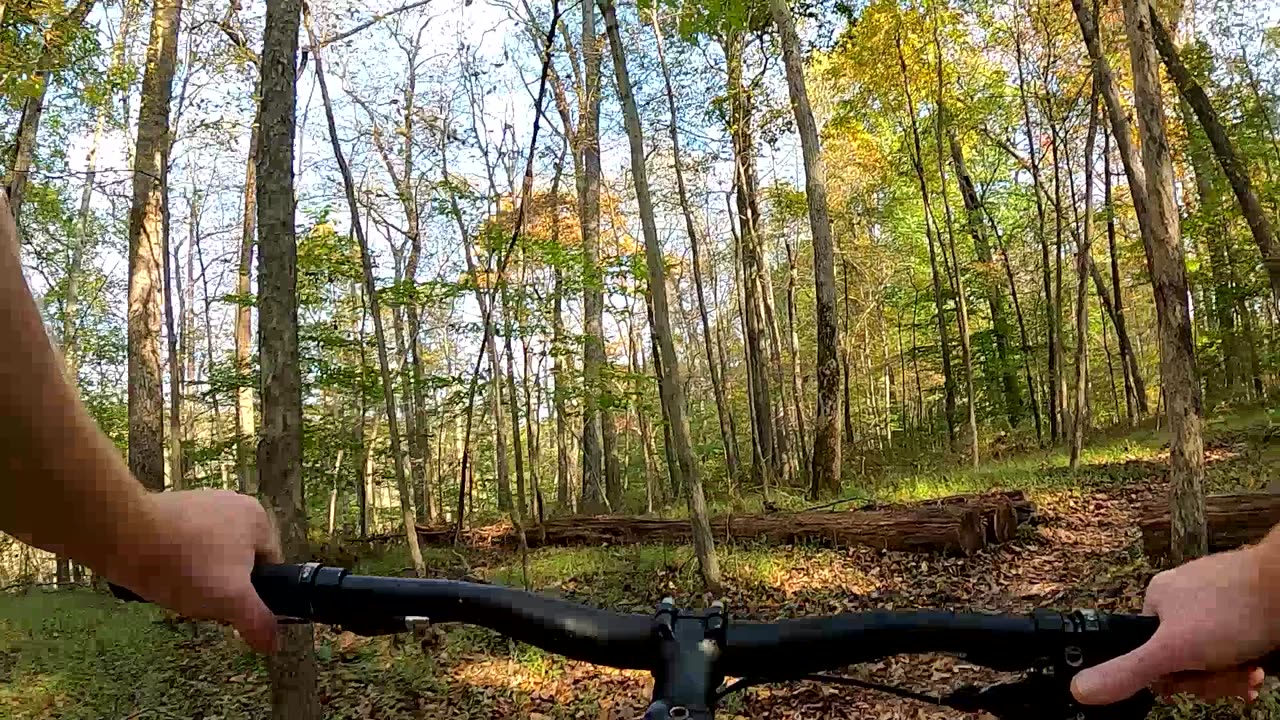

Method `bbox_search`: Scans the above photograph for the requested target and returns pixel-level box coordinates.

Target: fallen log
[419,504,989,555]
[864,491,1031,544]
[1139,493,1280,561]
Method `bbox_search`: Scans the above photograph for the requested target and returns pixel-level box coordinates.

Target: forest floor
[5,410,1280,719]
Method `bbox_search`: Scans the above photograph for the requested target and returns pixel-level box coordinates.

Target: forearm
[0,196,156,579]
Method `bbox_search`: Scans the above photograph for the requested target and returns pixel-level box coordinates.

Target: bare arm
[0,194,280,652]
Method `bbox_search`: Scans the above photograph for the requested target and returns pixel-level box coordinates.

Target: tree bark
[579,0,608,513]
[770,0,841,497]
[127,0,182,492]
[1103,125,1141,422]
[1121,0,1207,563]
[235,115,259,495]
[163,203,183,490]
[1148,7,1280,312]
[256,0,319,714]
[725,31,776,492]
[600,0,722,592]
[304,6,426,577]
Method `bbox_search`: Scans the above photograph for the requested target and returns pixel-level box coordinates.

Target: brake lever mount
[945,610,1156,720]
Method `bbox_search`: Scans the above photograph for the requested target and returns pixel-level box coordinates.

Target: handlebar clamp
[644,601,728,720]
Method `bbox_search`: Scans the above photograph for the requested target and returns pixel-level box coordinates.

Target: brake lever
[944,676,1154,720]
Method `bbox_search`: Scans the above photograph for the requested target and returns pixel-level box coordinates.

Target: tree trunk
[771,0,841,496]
[652,8,741,485]
[783,237,811,478]
[1013,29,1058,443]
[235,114,259,495]
[934,101,979,468]
[163,203,183,490]
[897,30,956,451]
[949,128,1022,427]
[1103,127,1141,422]
[256,0,319,714]
[3,0,96,222]
[304,6,425,577]
[579,0,608,514]
[601,0,721,592]
[1071,87,1100,469]
[1148,8,1280,311]
[1121,0,1207,563]
[126,0,181,492]
[724,31,776,493]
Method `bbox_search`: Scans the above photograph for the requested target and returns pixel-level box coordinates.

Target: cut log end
[1139,493,1280,563]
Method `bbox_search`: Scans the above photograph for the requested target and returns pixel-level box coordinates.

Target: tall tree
[1071,87,1100,470]
[769,0,841,496]
[255,0,318,715]
[304,5,426,578]
[4,0,96,222]
[126,0,182,491]
[1148,7,1280,312]
[650,8,741,485]
[600,0,720,592]
[1120,0,1207,563]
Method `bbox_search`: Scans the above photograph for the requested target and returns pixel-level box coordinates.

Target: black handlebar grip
[1106,614,1280,675]
[250,563,313,618]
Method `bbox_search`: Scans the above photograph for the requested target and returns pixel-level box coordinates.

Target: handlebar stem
[645,600,727,720]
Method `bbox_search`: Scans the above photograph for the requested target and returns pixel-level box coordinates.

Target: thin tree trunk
[234,114,259,495]
[1121,0,1207,563]
[934,102,978,468]
[1104,126,1139,423]
[126,0,181,492]
[983,202,1044,442]
[1071,86,1100,469]
[897,29,956,450]
[163,205,183,490]
[949,127,1022,427]
[783,236,811,479]
[304,6,425,577]
[651,7,740,484]
[771,0,841,496]
[725,32,775,493]
[579,0,608,514]
[1014,29,1058,442]
[256,0,319,714]
[601,0,721,592]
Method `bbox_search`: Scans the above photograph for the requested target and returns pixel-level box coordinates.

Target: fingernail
[1071,672,1097,702]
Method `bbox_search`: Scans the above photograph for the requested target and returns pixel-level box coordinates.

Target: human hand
[109,490,284,653]
[1071,542,1280,705]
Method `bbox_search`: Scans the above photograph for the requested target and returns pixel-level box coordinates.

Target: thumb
[1072,641,1175,706]
[229,586,279,654]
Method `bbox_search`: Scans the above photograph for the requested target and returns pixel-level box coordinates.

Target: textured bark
[1149,8,1280,311]
[1122,0,1207,563]
[771,0,841,497]
[235,116,259,495]
[725,32,776,492]
[163,199,183,490]
[304,6,425,578]
[1139,494,1280,562]
[600,0,721,592]
[652,9,741,485]
[126,0,182,492]
[417,500,1025,556]
[255,0,319,714]
[1103,127,1142,422]
[579,0,607,514]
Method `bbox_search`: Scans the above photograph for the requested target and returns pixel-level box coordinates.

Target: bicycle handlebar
[113,563,1280,719]
[250,564,1188,676]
